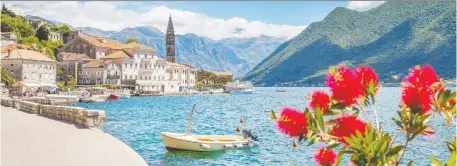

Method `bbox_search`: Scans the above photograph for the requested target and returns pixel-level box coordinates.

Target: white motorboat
[81,95,109,103]
[225,80,254,94]
[161,104,254,152]
[118,93,131,99]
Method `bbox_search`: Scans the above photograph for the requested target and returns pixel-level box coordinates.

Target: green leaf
[429,156,444,166]
[335,148,346,166]
[406,160,413,166]
[447,151,456,166]
[307,136,319,146]
[326,143,340,150]
[315,108,324,131]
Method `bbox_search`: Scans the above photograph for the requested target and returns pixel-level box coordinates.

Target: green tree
[58,25,71,38]
[1,66,16,87]
[1,3,16,17]
[56,75,76,91]
[1,14,34,38]
[126,38,139,44]
[35,24,50,41]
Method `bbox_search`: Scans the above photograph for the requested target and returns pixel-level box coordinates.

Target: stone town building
[64,30,83,43]
[1,32,17,46]
[48,30,62,42]
[121,47,196,93]
[60,35,125,59]
[56,52,92,82]
[78,59,122,85]
[1,45,56,88]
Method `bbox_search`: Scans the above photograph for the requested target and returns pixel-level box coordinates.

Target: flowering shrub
[271,65,456,165]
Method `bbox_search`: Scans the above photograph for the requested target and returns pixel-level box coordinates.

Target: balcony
[106,75,120,79]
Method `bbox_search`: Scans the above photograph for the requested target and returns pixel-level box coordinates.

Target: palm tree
[1,66,16,87]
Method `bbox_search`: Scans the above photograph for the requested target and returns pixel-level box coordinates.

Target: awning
[38,83,58,88]
[136,82,162,86]
[12,82,40,87]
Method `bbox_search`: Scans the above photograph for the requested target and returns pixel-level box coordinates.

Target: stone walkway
[1,106,148,166]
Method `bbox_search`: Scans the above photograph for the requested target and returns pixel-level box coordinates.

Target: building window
[125,75,127,79]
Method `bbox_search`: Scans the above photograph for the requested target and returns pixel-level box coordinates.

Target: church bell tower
[166,15,176,63]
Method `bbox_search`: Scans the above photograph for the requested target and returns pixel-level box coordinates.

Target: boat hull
[118,93,131,99]
[81,95,108,103]
[161,132,252,152]
[108,94,119,100]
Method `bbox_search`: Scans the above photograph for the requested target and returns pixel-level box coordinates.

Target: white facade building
[121,49,196,93]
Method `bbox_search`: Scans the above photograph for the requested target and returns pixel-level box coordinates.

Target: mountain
[25,15,115,37]
[75,27,116,37]
[25,15,75,29]
[243,1,456,86]
[109,26,286,77]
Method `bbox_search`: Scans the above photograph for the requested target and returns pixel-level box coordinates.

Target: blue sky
[8,1,384,39]
[118,1,348,26]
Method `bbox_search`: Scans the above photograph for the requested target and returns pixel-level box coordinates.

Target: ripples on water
[75,87,455,166]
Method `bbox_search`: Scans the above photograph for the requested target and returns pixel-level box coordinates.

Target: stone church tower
[166,15,176,63]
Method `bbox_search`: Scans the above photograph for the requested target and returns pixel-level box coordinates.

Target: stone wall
[24,97,78,105]
[1,98,105,128]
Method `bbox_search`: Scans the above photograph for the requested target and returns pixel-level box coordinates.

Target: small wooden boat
[118,93,131,99]
[81,95,109,103]
[277,90,287,92]
[108,94,119,100]
[161,104,253,152]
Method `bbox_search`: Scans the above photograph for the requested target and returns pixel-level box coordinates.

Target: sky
[5,1,385,40]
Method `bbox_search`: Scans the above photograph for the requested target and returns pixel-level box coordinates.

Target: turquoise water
[75,87,454,166]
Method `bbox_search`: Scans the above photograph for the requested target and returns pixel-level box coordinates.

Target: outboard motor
[242,129,259,141]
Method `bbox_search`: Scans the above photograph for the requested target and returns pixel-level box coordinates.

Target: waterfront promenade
[1,106,148,166]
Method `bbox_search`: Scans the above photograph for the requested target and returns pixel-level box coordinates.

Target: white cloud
[6,1,307,40]
[347,1,385,11]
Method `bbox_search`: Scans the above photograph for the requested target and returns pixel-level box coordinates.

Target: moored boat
[108,94,119,100]
[225,80,254,94]
[161,132,252,152]
[81,95,109,103]
[118,93,131,99]
[161,104,254,152]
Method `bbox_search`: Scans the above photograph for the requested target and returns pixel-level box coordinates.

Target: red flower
[329,115,367,146]
[355,66,380,93]
[326,66,365,106]
[313,147,336,166]
[309,91,331,114]
[401,65,439,114]
[276,107,308,137]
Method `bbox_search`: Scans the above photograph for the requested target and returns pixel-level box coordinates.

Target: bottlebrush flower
[326,66,365,106]
[329,115,367,146]
[355,66,380,93]
[401,65,440,114]
[313,147,336,166]
[308,91,331,114]
[276,107,308,137]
